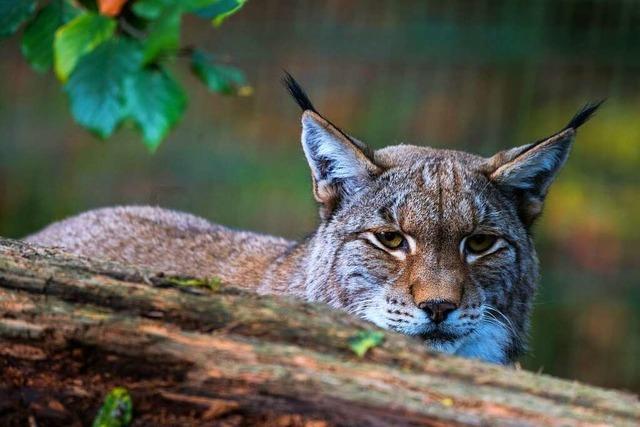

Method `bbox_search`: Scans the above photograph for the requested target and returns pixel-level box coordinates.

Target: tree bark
[0,238,637,426]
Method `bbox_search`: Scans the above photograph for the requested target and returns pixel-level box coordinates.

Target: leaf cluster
[2,0,250,150]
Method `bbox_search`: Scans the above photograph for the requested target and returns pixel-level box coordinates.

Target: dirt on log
[0,237,637,426]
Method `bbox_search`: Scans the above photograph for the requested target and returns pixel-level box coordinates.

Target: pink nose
[418,301,458,324]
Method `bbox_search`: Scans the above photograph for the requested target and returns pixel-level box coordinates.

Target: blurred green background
[1,0,638,392]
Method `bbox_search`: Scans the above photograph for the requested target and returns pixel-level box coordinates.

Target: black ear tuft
[282,71,316,112]
[564,99,605,131]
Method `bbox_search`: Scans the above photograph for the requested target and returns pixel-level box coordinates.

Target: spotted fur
[26,78,601,364]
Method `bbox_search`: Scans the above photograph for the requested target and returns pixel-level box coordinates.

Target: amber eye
[465,234,497,254]
[374,231,405,249]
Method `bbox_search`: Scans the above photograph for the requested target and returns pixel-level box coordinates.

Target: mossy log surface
[0,237,637,426]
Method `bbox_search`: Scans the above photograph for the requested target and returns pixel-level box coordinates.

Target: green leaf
[124,68,187,150]
[195,0,247,27]
[190,50,250,95]
[131,0,167,20]
[65,38,143,138]
[142,6,182,64]
[132,0,221,19]
[54,12,116,81]
[0,0,37,37]
[348,330,385,358]
[92,387,133,427]
[21,1,81,73]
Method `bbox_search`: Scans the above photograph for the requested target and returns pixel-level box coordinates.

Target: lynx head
[284,74,601,364]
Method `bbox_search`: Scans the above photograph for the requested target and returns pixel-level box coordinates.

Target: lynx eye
[465,234,497,254]
[374,231,405,249]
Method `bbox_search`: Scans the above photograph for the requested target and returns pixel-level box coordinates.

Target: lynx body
[27,77,600,364]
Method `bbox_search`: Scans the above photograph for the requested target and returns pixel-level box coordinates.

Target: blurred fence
[0,0,638,392]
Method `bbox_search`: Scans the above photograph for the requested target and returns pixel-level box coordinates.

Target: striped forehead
[420,157,468,191]
[382,158,485,232]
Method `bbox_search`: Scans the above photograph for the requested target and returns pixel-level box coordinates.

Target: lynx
[26,75,601,364]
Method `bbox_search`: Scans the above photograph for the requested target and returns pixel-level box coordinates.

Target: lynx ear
[283,72,380,217]
[300,111,380,215]
[487,102,603,226]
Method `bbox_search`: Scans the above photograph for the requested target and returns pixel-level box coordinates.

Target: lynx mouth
[419,330,460,343]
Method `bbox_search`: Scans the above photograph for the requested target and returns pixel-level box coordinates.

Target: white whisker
[483,305,520,341]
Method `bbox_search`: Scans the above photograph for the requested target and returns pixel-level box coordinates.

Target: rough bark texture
[0,238,637,426]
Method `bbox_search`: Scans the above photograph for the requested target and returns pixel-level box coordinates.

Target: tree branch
[0,238,637,426]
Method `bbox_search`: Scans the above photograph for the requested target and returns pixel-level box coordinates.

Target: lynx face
[304,147,537,363]
[285,74,600,364]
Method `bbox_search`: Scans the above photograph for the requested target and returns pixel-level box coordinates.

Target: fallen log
[0,238,637,426]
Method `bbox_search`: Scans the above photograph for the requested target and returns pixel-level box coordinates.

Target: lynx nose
[418,301,458,324]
